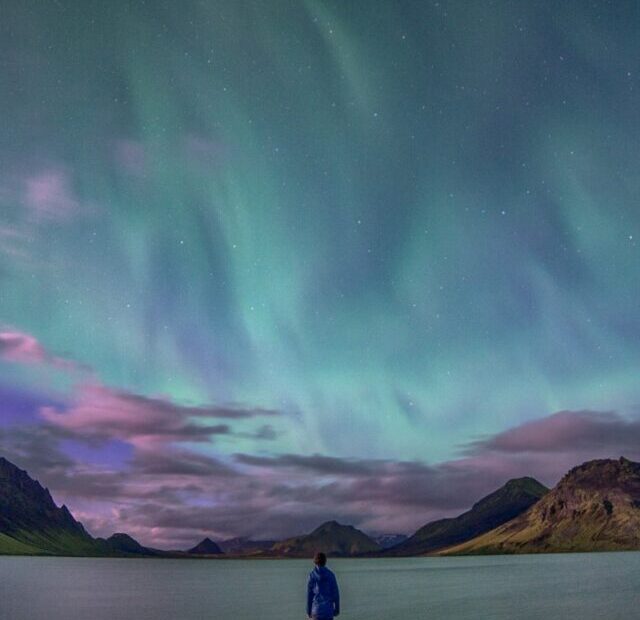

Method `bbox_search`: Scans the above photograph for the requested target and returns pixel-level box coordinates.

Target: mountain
[443,458,640,555]
[218,536,275,555]
[0,456,103,556]
[187,537,224,555]
[0,456,161,557]
[102,533,157,556]
[373,533,408,549]
[387,477,549,556]
[269,520,381,557]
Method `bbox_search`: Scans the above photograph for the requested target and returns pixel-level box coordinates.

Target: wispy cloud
[40,383,265,448]
[464,409,640,455]
[23,168,81,221]
[183,134,227,168]
[0,330,49,364]
[0,328,78,370]
[111,133,228,181]
[0,327,279,445]
[0,163,94,266]
[113,140,147,176]
[0,225,29,259]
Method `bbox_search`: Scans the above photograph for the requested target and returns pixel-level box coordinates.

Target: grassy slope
[0,529,107,556]
[0,532,45,555]
[442,464,640,555]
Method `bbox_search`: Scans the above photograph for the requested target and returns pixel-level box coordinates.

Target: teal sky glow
[2,1,640,545]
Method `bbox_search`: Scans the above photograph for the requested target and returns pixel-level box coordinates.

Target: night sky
[2,1,640,547]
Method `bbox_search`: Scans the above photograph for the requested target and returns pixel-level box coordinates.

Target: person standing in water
[306,552,340,619]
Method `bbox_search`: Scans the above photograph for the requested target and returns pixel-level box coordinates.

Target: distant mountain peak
[187,537,224,555]
[504,476,547,489]
[470,476,548,511]
[270,520,381,557]
[104,533,153,555]
[559,457,640,487]
[373,533,408,549]
[313,520,350,533]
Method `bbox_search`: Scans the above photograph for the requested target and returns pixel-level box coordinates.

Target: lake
[0,553,637,619]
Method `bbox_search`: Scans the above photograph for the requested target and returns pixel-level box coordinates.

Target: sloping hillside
[387,477,548,555]
[443,458,640,555]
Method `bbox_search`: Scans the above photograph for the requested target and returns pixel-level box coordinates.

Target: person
[306,551,340,619]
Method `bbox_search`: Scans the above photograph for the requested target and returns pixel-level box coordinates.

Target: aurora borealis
[2,1,640,547]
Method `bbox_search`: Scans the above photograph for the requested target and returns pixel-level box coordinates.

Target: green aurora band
[1,1,640,530]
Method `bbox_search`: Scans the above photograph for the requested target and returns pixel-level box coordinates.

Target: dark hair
[314,552,327,566]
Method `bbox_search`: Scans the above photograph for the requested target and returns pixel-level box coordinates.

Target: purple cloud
[0,383,65,425]
[113,140,147,176]
[0,328,79,371]
[465,409,640,455]
[183,134,227,168]
[112,134,227,180]
[41,382,280,449]
[0,162,96,266]
[23,168,82,221]
[0,329,49,364]
[0,225,29,259]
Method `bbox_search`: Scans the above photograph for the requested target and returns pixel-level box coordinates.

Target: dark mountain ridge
[0,456,101,555]
[102,532,159,556]
[373,533,408,549]
[0,457,156,556]
[188,537,224,555]
[386,476,549,556]
[268,520,381,557]
[0,457,87,536]
[218,536,275,555]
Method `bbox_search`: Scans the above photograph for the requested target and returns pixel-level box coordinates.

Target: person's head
[314,552,327,566]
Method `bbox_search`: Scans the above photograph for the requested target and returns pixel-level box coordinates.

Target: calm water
[0,553,638,620]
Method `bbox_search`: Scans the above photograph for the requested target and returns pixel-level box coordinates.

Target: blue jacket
[306,565,340,618]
